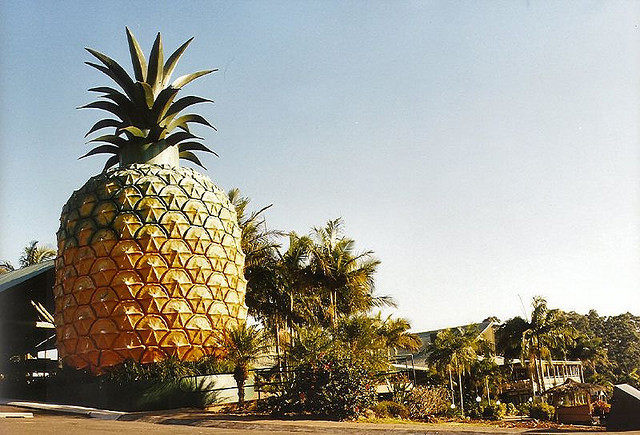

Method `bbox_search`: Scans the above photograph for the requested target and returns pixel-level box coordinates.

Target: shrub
[529,401,555,421]
[506,402,518,415]
[268,353,376,420]
[404,386,449,420]
[373,401,409,418]
[515,401,531,416]
[467,403,483,419]
[48,358,227,411]
[389,376,413,403]
[592,400,610,416]
[481,402,507,420]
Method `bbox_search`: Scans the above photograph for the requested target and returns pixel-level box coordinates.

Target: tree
[496,316,528,362]
[520,297,574,394]
[227,188,279,269]
[379,315,422,356]
[499,306,640,389]
[333,313,388,370]
[600,313,640,387]
[223,323,271,406]
[309,219,392,327]
[427,326,488,415]
[19,240,55,268]
[0,261,15,274]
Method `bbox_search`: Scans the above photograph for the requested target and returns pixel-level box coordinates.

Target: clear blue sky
[1,1,638,330]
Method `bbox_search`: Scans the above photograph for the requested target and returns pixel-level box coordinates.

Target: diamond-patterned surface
[55,164,247,373]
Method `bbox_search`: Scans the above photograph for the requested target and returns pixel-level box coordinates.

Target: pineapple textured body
[54,164,247,372]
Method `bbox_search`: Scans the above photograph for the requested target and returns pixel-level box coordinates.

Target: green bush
[481,402,507,420]
[467,403,483,419]
[373,401,409,418]
[467,401,506,420]
[48,358,228,411]
[506,402,518,416]
[267,353,376,420]
[529,401,555,421]
[404,386,449,419]
[515,401,531,416]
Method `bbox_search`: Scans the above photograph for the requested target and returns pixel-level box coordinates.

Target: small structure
[542,378,606,424]
[607,384,640,431]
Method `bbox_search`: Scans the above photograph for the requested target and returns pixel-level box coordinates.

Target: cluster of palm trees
[223,190,422,404]
[425,325,493,415]
[422,297,577,416]
[496,297,575,393]
[229,188,416,342]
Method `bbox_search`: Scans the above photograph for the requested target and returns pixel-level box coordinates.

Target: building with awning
[0,260,57,387]
[542,378,607,424]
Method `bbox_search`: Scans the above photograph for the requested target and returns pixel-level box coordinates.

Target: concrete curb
[0,399,126,420]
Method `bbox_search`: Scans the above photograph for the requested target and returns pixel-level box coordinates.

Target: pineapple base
[54,164,247,373]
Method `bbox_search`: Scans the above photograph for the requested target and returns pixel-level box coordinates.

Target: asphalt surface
[0,405,620,435]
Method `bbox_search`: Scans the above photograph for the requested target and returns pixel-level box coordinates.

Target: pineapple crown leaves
[79,27,218,171]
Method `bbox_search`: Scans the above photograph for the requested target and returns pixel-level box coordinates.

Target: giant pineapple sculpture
[54,28,247,373]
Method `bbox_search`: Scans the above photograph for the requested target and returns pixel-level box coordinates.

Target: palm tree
[309,218,393,327]
[287,324,334,365]
[521,296,574,394]
[19,240,55,268]
[224,323,271,406]
[276,233,314,331]
[496,316,528,362]
[0,261,15,274]
[243,232,314,375]
[335,313,388,369]
[379,315,422,356]
[427,326,487,416]
[228,188,290,367]
[227,188,280,269]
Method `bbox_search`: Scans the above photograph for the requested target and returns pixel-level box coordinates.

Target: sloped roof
[415,320,494,347]
[400,320,494,359]
[0,260,54,294]
[542,378,606,396]
[615,383,640,400]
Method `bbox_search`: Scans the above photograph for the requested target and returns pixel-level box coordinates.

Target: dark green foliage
[481,402,507,420]
[506,402,518,415]
[529,401,555,421]
[403,386,450,419]
[373,401,409,418]
[267,352,376,420]
[515,401,531,416]
[497,301,640,390]
[468,401,507,420]
[48,357,232,411]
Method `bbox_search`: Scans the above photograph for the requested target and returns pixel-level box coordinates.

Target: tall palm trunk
[329,290,337,327]
[274,321,282,382]
[458,367,464,416]
[537,356,545,393]
[236,377,246,406]
[449,367,455,407]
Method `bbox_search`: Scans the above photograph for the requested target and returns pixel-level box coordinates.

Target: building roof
[414,320,494,347]
[615,383,640,401]
[542,378,606,396]
[0,260,54,294]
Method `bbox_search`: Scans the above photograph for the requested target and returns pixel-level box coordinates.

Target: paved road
[0,406,618,435]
